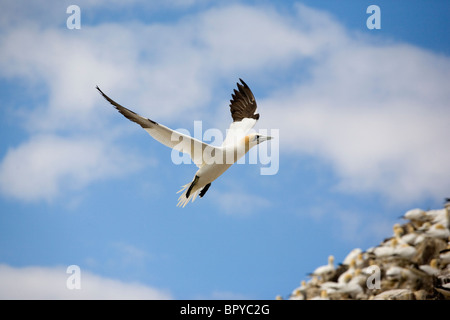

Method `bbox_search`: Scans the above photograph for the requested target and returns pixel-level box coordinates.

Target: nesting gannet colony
[279,201,450,300]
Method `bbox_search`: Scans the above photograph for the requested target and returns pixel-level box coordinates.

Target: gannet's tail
[176,181,200,208]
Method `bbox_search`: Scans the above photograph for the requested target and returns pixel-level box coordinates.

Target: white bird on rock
[440,248,450,264]
[419,259,440,276]
[401,208,427,221]
[310,255,335,280]
[342,248,362,266]
[97,79,272,207]
[426,208,448,226]
[309,290,329,300]
[338,259,356,284]
[393,243,417,260]
[373,238,398,258]
[385,266,418,281]
[425,223,450,239]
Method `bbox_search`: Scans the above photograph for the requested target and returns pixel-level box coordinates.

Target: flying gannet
[96,79,272,207]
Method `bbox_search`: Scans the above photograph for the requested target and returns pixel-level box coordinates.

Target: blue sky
[0,0,449,299]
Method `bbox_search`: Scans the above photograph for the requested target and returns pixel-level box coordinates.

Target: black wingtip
[229,78,258,122]
[95,86,116,106]
[199,183,211,198]
[96,85,106,97]
[238,78,248,87]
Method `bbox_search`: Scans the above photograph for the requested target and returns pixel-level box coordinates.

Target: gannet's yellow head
[328,255,334,264]
[430,258,438,268]
[391,238,398,247]
[244,133,273,148]
[343,273,353,283]
[435,223,445,230]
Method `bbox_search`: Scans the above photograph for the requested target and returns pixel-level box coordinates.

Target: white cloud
[257,10,450,204]
[261,39,450,203]
[0,134,142,202]
[0,2,448,204]
[0,4,336,130]
[0,3,317,202]
[0,264,171,299]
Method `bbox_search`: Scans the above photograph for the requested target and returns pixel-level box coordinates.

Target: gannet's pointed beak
[258,135,273,143]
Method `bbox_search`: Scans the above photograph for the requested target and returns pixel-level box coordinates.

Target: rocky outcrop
[278,203,450,300]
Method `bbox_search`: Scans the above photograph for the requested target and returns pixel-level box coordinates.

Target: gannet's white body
[97,79,271,207]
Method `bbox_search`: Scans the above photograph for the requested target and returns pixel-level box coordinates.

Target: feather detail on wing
[96,86,212,168]
[223,79,259,146]
[176,182,200,208]
[229,78,259,122]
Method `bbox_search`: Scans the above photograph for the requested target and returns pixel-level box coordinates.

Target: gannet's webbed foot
[186,175,199,198]
[199,183,211,198]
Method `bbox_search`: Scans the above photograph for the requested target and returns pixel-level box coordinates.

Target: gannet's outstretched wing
[222,79,260,146]
[97,86,211,168]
